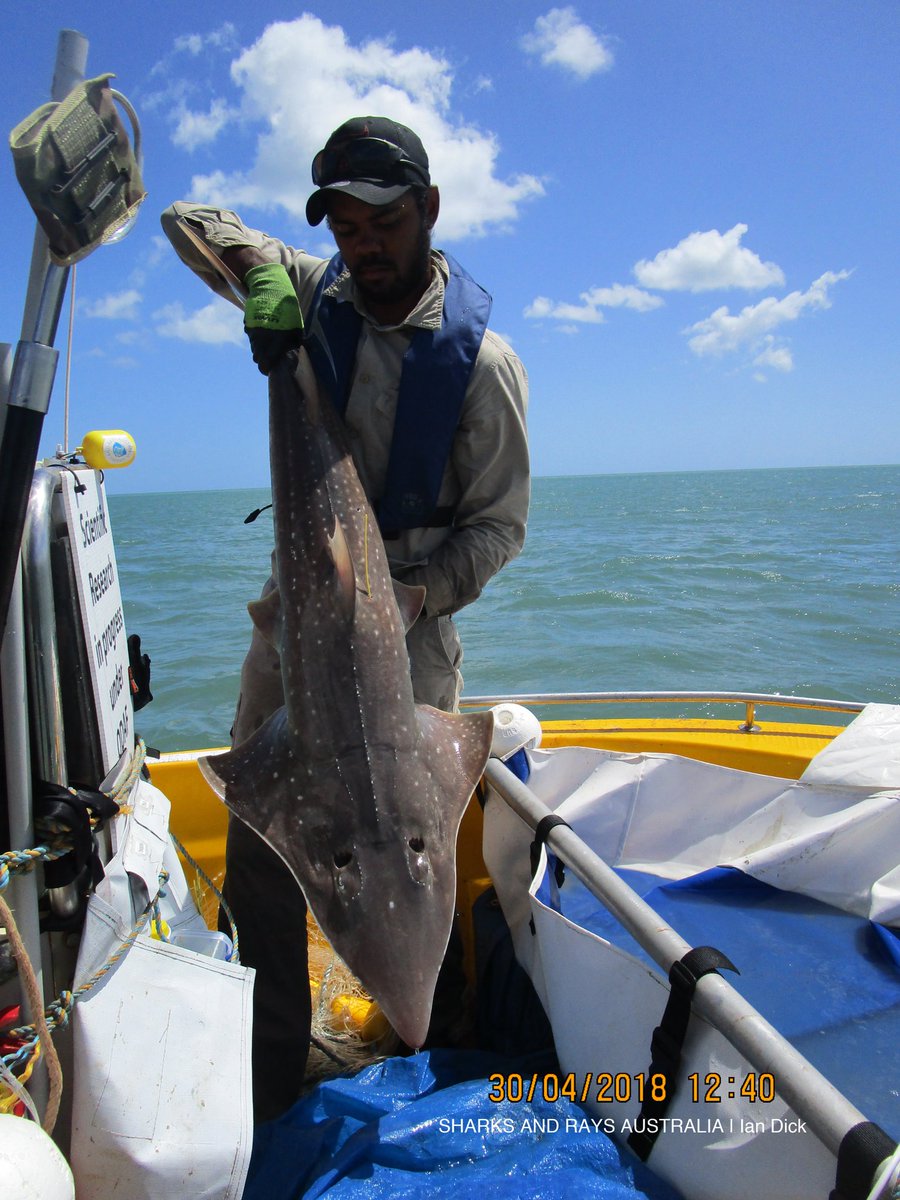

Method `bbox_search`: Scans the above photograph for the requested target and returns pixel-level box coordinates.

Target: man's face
[326,188,439,322]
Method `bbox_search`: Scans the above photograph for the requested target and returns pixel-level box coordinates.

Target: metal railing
[461,690,867,733]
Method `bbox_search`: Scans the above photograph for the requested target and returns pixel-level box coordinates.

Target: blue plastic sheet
[244,1050,683,1199]
[538,862,900,1137]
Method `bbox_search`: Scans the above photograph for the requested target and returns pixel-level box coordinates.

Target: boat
[1,28,898,1200]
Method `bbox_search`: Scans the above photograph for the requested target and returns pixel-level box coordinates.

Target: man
[161,117,529,1120]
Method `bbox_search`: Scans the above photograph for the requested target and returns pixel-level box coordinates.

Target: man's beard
[350,221,432,310]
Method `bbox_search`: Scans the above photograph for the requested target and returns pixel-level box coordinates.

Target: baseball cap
[306,116,431,226]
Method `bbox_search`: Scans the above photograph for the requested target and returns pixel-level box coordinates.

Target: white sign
[61,469,132,775]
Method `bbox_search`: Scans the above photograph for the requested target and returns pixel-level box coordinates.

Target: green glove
[243,263,303,374]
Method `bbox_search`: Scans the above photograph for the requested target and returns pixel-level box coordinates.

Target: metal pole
[23,470,80,920]
[0,343,12,440]
[484,758,896,1181]
[19,30,88,344]
[0,30,88,635]
[0,24,88,1126]
[1,559,48,1116]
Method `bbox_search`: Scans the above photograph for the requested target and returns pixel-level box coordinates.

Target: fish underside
[199,349,494,1048]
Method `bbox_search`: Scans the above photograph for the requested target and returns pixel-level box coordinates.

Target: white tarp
[482,704,900,1200]
[486,703,900,960]
[70,778,254,1200]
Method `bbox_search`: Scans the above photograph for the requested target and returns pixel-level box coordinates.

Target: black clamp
[35,783,120,928]
[529,813,571,887]
[127,633,153,712]
[830,1121,898,1200]
[627,945,739,1161]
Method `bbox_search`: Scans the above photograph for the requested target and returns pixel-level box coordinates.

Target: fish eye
[333,850,353,868]
[408,837,425,853]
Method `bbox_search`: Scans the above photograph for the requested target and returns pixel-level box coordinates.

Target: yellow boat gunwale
[147,693,856,1011]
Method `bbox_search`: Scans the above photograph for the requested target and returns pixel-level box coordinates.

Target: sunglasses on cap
[311,137,430,188]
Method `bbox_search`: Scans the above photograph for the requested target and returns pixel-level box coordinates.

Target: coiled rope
[0,737,194,1132]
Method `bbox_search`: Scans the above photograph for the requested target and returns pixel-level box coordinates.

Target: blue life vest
[304,253,491,535]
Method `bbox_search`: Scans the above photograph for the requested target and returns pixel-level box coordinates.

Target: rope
[0,742,146,895]
[0,845,66,893]
[170,831,240,963]
[2,874,167,1074]
[63,264,76,455]
[110,736,147,804]
[0,737,149,1128]
[0,1054,40,1122]
[0,893,63,1133]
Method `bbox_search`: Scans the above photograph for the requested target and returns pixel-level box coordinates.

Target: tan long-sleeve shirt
[161,203,530,617]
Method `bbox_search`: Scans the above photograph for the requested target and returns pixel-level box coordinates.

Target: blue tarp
[538,862,900,1137]
[244,1050,684,1199]
[243,854,899,1196]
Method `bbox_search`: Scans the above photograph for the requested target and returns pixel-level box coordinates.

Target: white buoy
[0,1114,75,1200]
[490,702,542,760]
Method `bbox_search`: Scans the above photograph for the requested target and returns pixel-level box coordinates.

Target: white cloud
[525,296,605,324]
[684,270,851,359]
[521,8,613,80]
[172,98,236,151]
[524,282,661,325]
[147,236,172,267]
[150,24,239,79]
[182,14,543,241]
[173,24,239,59]
[154,297,244,345]
[175,34,205,57]
[146,24,241,147]
[581,284,664,313]
[81,290,142,320]
[753,339,794,373]
[634,224,785,292]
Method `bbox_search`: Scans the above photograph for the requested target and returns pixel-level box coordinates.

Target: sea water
[109,464,900,753]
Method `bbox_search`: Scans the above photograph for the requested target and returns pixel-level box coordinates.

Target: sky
[1,1,897,493]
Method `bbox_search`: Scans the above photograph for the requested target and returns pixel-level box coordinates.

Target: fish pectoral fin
[392,580,426,632]
[198,707,296,838]
[247,586,283,647]
[415,703,495,820]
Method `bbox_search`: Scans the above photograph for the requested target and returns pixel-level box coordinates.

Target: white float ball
[0,1114,75,1199]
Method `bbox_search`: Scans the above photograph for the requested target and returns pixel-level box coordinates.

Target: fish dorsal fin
[247,586,283,648]
[327,514,357,622]
[393,580,426,633]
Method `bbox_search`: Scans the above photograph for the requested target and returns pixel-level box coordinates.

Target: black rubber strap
[627,945,739,1161]
[381,505,455,540]
[529,814,571,886]
[829,1121,897,1200]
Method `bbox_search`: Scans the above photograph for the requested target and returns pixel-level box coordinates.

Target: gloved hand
[243,263,303,375]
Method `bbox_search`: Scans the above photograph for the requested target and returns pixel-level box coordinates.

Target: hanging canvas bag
[69,777,254,1200]
[9,73,146,265]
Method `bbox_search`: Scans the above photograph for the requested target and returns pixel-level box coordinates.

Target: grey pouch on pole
[9,72,146,266]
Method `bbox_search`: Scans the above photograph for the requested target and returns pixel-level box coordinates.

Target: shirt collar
[324,251,448,332]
